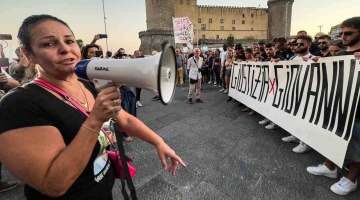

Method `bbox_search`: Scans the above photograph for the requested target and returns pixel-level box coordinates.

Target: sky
[0,0,359,59]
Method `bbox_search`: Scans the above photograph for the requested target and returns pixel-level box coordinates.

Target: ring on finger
[113,99,119,106]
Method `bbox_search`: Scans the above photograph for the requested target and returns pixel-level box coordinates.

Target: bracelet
[81,124,99,134]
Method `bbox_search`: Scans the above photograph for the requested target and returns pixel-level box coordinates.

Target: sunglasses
[295,43,305,47]
[338,31,359,37]
[318,41,328,45]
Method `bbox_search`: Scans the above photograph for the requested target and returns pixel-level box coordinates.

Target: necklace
[78,82,89,111]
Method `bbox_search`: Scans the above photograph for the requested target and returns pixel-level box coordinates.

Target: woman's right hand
[89,86,122,125]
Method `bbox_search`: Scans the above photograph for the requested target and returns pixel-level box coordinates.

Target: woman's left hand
[156,141,186,176]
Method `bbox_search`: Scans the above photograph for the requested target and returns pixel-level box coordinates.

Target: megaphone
[75,44,177,105]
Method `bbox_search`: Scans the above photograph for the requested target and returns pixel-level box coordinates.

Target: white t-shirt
[289,52,313,61]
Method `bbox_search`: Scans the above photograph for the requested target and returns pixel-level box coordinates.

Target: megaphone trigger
[93,79,116,91]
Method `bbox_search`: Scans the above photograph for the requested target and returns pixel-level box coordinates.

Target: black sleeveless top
[0,80,115,200]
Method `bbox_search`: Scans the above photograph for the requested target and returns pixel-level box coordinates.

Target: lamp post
[102,0,108,52]
[318,25,323,32]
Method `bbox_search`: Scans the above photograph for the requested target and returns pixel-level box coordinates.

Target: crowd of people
[0,13,360,198]
[172,16,360,196]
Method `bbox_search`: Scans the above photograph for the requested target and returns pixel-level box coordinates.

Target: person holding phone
[81,44,101,60]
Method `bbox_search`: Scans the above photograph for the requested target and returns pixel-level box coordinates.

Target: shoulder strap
[32,79,116,149]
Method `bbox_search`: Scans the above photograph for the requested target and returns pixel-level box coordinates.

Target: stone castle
[139,0,294,54]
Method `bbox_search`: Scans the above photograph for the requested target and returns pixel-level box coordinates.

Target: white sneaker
[208,81,212,84]
[220,88,225,92]
[293,142,312,153]
[259,118,270,125]
[330,177,357,196]
[265,122,279,130]
[307,163,338,178]
[136,101,142,107]
[282,135,299,143]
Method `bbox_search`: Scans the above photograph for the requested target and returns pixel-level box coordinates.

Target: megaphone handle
[94,79,117,91]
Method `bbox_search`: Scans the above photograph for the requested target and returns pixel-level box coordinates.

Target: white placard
[172,17,194,49]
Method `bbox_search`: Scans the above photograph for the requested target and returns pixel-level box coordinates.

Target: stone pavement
[1,82,360,200]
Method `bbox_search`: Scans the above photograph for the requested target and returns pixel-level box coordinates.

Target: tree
[76,39,84,49]
[226,34,234,48]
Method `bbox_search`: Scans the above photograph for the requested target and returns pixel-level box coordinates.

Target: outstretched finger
[170,154,186,167]
[160,155,168,171]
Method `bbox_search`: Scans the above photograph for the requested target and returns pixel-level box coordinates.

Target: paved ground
[1,82,360,200]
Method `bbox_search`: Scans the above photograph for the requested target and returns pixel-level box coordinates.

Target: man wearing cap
[255,40,268,61]
[235,44,246,61]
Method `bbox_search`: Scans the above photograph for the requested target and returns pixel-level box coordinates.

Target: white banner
[172,17,194,49]
[229,56,360,167]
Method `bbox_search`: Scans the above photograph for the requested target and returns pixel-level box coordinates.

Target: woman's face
[25,20,81,78]
[245,51,253,59]
[87,47,98,59]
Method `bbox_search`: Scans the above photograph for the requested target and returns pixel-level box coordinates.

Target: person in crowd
[81,44,100,60]
[297,30,320,54]
[275,37,294,60]
[106,51,112,59]
[175,49,185,86]
[258,43,285,129]
[255,40,268,61]
[307,16,360,196]
[329,40,346,56]
[219,44,228,89]
[8,47,30,83]
[132,50,143,107]
[187,48,203,104]
[313,35,332,57]
[207,50,214,84]
[223,50,234,95]
[0,14,186,199]
[282,35,314,154]
[212,49,221,87]
[241,48,257,116]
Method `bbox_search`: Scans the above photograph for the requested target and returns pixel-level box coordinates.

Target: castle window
[187,0,190,4]
[202,35,205,40]
[232,20,235,24]
[216,35,219,39]
[209,18,212,23]
[220,19,224,23]
[180,0,183,4]
[232,27,235,30]
[220,26,224,30]
[242,20,245,24]
[242,14,245,18]
[251,28,254,31]
[201,24,206,30]
[251,14,254,18]
[198,18,201,23]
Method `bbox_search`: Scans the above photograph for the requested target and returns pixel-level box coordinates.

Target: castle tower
[267,0,294,39]
[139,0,175,55]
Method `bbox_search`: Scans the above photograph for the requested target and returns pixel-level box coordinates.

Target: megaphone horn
[75,44,177,105]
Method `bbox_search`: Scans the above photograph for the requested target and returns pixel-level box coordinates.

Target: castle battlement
[267,0,294,5]
[197,5,267,10]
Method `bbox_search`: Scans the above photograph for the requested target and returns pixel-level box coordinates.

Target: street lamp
[102,0,108,52]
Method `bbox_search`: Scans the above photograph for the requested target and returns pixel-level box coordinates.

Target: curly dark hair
[17,14,74,54]
[81,44,100,60]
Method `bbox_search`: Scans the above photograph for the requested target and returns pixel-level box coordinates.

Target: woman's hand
[156,141,186,176]
[89,86,121,126]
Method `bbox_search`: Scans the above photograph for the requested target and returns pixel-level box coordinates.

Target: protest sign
[229,56,360,166]
[172,17,194,49]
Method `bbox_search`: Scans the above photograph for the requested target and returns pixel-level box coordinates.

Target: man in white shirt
[187,48,204,104]
[282,35,314,154]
